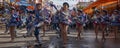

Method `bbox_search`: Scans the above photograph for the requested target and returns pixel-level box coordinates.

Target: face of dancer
[102,11,107,16]
[78,11,83,16]
[78,11,81,16]
[96,12,101,18]
[113,11,118,15]
[11,10,15,14]
[63,4,69,11]
[37,5,42,10]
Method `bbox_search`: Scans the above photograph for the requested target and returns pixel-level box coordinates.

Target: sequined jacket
[101,15,109,24]
[92,15,102,24]
[59,10,71,25]
[76,15,86,24]
[9,14,19,26]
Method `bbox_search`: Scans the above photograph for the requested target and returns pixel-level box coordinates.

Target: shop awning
[83,0,118,14]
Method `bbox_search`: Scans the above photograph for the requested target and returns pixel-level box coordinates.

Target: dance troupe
[1,2,120,46]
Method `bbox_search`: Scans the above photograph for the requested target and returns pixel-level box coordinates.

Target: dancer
[101,10,109,40]
[92,11,102,39]
[75,10,85,39]
[42,3,52,36]
[34,3,44,46]
[59,2,71,45]
[110,10,120,39]
[23,11,34,37]
[9,8,18,41]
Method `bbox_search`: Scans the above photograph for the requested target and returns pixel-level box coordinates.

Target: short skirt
[76,22,83,27]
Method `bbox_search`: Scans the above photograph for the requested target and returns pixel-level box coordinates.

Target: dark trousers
[34,27,42,44]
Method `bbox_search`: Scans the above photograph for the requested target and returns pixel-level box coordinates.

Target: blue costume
[9,14,19,36]
[92,15,102,25]
[51,12,60,29]
[17,15,23,28]
[35,9,42,18]
[9,14,18,26]
[25,14,33,36]
[59,10,71,25]
[34,9,44,44]
[76,14,86,25]
[42,8,51,24]
[26,15,33,28]
[1,17,9,33]
[51,12,61,37]
[110,15,120,26]
[101,15,109,25]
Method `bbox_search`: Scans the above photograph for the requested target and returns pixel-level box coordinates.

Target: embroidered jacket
[59,10,71,25]
[9,14,19,26]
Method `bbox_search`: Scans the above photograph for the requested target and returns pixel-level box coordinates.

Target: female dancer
[59,2,71,45]
[101,10,109,40]
[9,8,18,41]
[92,11,102,39]
[110,10,120,39]
[23,11,34,37]
[34,3,44,45]
[42,4,51,36]
[75,10,85,39]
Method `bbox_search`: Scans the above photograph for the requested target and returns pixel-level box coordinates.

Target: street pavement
[0,28,120,48]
